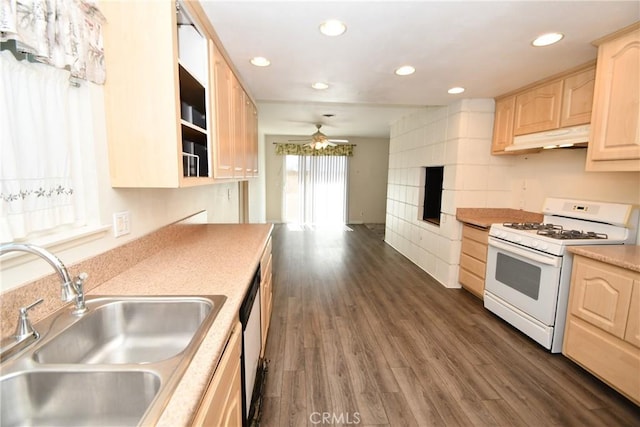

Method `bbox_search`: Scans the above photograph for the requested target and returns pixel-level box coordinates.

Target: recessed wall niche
[420,166,444,226]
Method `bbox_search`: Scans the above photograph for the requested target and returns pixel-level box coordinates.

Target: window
[422,166,444,225]
[0,46,100,244]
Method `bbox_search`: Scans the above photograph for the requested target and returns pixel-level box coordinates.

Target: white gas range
[484,198,639,353]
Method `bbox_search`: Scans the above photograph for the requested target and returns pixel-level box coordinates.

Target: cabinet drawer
[459,268,485,298]
[460,253,486,279]
[461,238,488,262]
[564,316,640,405]
[569,256,634,339]
[462,225,489,244]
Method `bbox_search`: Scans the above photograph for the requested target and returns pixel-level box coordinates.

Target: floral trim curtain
[275,143,354,157]
[0,50,76,241]
[0,0,106,84]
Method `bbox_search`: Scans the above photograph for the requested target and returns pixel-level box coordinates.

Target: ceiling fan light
[395,65,415,76]
[250,56,271,67]
[319,20,347,36]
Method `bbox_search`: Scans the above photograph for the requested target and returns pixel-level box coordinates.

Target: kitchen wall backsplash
[0,223,200,339]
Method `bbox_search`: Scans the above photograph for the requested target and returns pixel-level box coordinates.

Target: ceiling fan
[289,124,349,150]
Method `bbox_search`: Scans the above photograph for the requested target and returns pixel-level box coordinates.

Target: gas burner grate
[503,222,563,231]
[537,229,609,240]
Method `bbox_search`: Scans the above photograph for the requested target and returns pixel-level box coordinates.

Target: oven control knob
[540,243,549,250]
[513,236,522,243]
[530,241,538,247]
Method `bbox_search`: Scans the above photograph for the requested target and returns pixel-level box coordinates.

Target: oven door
[485,237,563,326]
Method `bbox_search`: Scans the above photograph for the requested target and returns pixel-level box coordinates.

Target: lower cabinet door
[192,323,242,426]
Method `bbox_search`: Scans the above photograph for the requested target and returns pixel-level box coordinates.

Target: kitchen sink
[34,297,217,364]
[0,370,160,427]
[0,295,227,426]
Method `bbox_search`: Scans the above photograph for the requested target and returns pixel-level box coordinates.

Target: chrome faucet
[0,243,88,315]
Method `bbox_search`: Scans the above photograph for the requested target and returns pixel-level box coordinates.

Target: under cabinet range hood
[505,124,590,152]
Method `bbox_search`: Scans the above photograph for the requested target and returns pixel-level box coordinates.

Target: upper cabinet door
[513,80,564,135]
[212,45,235,179]
[561,66,596,127]
[491,96,516,154]
[101,0,182,187]
[587,24,640,171]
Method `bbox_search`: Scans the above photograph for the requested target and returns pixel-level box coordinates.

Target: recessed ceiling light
[395,65,415,76]
[532,32,564,47]
[319,20,347,37]
[312,82,329,90]
[448,87,465,94]
[250,56,271,67]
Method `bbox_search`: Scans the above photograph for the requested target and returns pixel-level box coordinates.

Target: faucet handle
[71,273,89,315]
[15,298,43,339]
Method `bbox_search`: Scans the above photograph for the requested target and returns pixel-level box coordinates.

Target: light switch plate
[113,211,131,237]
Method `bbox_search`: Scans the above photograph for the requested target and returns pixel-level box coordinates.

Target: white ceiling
[200,1,640,139]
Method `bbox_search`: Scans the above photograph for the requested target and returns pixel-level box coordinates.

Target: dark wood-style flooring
[260,224,640,426]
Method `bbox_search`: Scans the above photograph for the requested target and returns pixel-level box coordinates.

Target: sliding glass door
[284,155,348,225]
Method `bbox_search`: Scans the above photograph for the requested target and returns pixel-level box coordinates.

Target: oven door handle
[488,238,561,267]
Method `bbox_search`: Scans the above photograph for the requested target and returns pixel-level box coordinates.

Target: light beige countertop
[456,208,543,229]
[568,245,640,273]
[90,223,273,426]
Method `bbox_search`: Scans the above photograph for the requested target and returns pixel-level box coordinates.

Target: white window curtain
[0,49,87,241]
[285,155,348,225]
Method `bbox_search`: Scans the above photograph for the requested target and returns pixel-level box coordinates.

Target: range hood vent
[505,124,590,152]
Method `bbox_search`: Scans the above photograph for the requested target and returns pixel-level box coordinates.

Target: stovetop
[503,222,608,240]
[489,199,637,256]
[490,220,630,256]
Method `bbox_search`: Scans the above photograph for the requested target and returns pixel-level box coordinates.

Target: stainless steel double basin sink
[0,295,226,426]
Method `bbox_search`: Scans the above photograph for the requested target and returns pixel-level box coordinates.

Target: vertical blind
[286,155,348,225]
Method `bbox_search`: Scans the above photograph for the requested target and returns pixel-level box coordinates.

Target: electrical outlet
[113,211,131,237]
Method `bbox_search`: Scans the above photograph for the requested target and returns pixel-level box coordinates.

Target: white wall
[385,98,640,289]
[1,82,260,292]
[264,135,389,224]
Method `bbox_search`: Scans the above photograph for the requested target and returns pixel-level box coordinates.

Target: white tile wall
[385,99,496,289]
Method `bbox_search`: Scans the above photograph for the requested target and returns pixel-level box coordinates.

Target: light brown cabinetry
[101,0,258,187]
[260,236,273,355]
[491,62,595,155]
[561,66,597,127]
[458,225,489,299]
[491,96,516,155]
[212,43,235,179]
[563,255,640,405]
[245,98,259,177]
[586,22,640,172]
[513,80,563,136]
[212,45,259,180]
[101,0,205,187]
[192,322,242,426]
